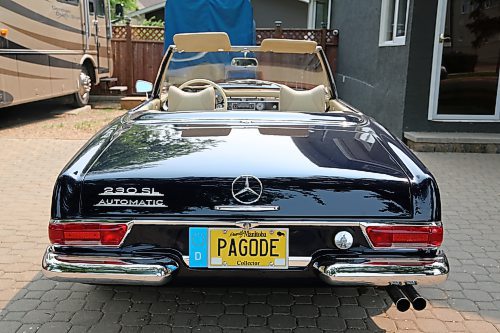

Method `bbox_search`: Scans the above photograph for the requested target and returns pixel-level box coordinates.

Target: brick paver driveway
[0,136,499,333]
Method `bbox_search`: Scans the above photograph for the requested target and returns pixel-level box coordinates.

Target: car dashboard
[226,97,279,111]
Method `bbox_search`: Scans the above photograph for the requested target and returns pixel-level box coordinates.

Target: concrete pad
[66,105,91,115]
[404,132,500,144]
[121,96,146,110]
[49,105,90,116]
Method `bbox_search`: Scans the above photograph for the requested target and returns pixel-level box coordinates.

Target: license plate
[188,228,288,269]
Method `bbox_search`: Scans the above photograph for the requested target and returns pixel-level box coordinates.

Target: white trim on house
[327,1,332,28]
[428,0,448,121]
[496,77,500,118]
[379,0,410,47]
[428,0,500,122]
[307,0,331,29]
[307,1,315,29]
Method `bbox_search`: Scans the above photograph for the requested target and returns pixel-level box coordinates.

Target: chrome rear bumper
[313,253,449,286]
[42,246,448,287]
[42,247,178,286]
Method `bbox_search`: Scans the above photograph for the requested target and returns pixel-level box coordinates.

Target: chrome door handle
[439,33,451,43]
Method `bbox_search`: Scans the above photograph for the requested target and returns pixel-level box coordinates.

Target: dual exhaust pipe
[387,284,427,312]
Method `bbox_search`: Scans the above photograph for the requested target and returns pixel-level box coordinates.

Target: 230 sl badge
[95,187,166,207]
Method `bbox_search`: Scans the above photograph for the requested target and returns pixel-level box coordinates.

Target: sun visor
[173,32,232,52]
[260,39,317,54]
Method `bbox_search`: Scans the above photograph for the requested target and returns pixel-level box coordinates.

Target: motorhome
[0,0,114,108]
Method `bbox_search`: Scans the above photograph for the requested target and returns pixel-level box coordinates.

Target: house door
[428,0,500,121]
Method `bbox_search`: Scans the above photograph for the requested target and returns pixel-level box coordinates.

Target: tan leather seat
[167,86,215,112]
[279,85,326,113]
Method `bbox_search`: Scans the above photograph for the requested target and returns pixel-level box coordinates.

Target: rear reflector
[49,223,128,246]
[365,225,443,248]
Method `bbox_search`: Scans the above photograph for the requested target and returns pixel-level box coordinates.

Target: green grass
[74,120,98,131]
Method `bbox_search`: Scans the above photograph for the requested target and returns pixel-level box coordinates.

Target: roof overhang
[129,2,165,18]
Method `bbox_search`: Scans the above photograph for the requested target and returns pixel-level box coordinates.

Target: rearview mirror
[136,80,153,94]
[231,57,258,67]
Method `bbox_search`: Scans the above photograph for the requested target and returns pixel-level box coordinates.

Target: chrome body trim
[182,255,311,268]
[214,205,280,211]
[42,247,178,286]
[43,243,448,286]
[313,253,449,286]
[50,219,441,227]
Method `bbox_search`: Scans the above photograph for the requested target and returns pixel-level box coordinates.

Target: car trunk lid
[81,117,412,218]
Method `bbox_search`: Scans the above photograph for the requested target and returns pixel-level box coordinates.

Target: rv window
[96,0,106,17]
[56,0,79,5]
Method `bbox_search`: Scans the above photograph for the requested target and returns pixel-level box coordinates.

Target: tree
[142,16,164,27]
[109,0,138,18]
[466,0,500,73]
[466,0,500,49]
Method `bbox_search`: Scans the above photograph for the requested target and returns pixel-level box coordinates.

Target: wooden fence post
[321,22,327,50]
[273,21,283,39]
[125,21,134,95]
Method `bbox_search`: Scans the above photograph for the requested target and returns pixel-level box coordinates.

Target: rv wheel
[73,66,92,107]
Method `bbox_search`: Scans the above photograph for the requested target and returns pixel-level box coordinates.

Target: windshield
[160,50,330,92]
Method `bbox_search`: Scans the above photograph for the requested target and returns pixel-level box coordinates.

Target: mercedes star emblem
[231,175,263,204]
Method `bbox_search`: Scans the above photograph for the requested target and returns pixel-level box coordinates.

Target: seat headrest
[168,86,215,112]
[279,85,326,113]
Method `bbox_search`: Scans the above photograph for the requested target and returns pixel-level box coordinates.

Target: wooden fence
[110,24,339,94]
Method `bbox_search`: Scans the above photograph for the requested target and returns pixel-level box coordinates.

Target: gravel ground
[0,100,125,140]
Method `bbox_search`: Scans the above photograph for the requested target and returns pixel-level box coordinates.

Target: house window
[96,0,106,17]
[89,0,105,17]
[379,0,410,46]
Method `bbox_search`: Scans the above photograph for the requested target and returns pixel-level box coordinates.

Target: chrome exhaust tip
[386,285,411,312]
[401,285,427,311]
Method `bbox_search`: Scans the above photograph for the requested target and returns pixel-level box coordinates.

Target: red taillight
[365,225,443,248]
[49,223,128,246]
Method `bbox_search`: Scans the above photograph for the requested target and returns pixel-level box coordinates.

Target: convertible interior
[135,32,352,114]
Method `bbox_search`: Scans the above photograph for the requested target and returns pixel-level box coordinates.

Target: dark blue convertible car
[42,33,448,312]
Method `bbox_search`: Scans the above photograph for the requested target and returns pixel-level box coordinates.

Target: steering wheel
[178,79,228,111]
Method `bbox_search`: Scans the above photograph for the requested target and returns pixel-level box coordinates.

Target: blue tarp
[164,0,255,52]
